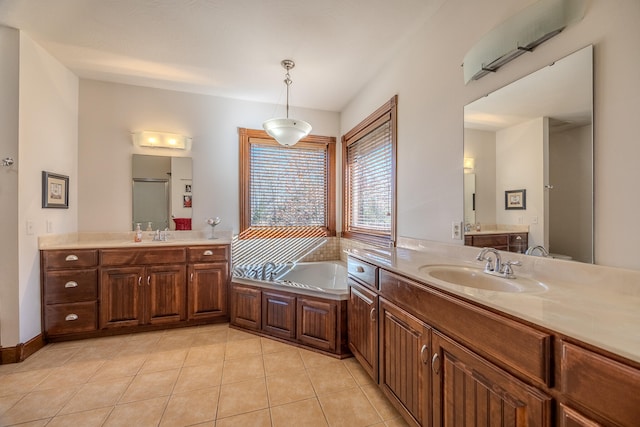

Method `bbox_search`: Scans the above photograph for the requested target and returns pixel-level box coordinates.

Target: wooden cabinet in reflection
[464,232,528,253]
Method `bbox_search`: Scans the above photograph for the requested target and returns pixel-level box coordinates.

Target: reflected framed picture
[42,171,69,209]
[183,194,192,208]
[505,189,526,210]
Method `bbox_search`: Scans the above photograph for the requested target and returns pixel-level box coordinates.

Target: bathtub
[232,260,348,299]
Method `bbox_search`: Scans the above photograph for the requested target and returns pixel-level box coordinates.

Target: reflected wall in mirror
[464,45,593,263]
[132,154,193,231]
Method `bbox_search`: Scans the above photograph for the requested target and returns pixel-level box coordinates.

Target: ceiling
[0,0,444,112]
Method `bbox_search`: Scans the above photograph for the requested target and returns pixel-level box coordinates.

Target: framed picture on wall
[42,171,69,209]
[185,184,191,193]
[183,194,192,208]
[505,189,526,210]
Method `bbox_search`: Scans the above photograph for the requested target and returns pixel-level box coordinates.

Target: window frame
[239,128,336,239]
[341,95,397,247]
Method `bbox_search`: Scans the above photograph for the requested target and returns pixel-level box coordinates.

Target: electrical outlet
[451,221,462,239]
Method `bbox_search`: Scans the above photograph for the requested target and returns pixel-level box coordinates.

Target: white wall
[0,26,20,347]
[496,118,545,246]
[341,0,640,270]
[78,80,340,235]
[17,34,79,344]
[463,129,496,226]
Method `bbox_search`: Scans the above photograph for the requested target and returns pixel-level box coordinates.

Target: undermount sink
[418,265,547,293]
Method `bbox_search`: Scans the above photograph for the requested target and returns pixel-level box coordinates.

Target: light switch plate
[26,220,34,235]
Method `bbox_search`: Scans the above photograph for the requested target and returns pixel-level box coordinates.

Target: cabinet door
[432,331,551,427]
[146,264,186,325]
[558,404,603,427]
[297,297,337,352]
[348,280,378,381]
[188,262,228,321]
[100,266,145,328]
[262,291,296,339]
[379,297,431,427]
[230,283,261,331]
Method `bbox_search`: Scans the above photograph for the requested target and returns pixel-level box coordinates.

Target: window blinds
[250,143,328,228]
[346,120,392,235]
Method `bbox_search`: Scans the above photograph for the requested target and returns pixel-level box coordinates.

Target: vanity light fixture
[263,59,312,147]
[131,131,192,150]
[463,157,475,172]
[462,0,586,84]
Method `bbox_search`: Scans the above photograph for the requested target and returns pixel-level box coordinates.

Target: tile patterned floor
[0,323,409,426]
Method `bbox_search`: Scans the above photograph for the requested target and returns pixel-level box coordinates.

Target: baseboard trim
[0,334,46,364]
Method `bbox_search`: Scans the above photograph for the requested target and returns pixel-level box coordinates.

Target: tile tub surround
[350,237,640,365]
[0,324,406,426]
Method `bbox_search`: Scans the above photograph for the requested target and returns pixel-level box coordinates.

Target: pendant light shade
[263,60,312,146]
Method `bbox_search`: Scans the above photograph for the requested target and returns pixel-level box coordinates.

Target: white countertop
[348,242,640,365]
[38,231,232,250]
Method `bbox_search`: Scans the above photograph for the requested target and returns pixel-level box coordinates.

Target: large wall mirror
[464,45,593,263]
[132,154,193,231]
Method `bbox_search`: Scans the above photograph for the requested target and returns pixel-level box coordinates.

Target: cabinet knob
[64,281,78,288]
[65,254,79,261]
[203,250,214,256]
[138,276,142,286]
[420,344,429,364]
[65,313,79,321]
[431,352,441,375]
[370,308,376,322]
[355,266,365,273]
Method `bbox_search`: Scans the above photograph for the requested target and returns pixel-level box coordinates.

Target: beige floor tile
[221,354,264,384]
[227,328,257,342]
[59,376,131,415]
[0,387,77,425]
[216,408,271,427]
[263,349,305,376]
[173,362,224,393]
[271,398,328,427]
[266,370,316,406]
[0,393,24,415]
[217,377,269,419]
[183,343,226,367]
[89,354,147,382]
[154,333,198,351]
[361,384,403,421]
[47,407,112,427]
[318,387,383,427]
[299,348,342,369]
[342,357,376,386]
[159,386,219,426]
[65,343,123,362]
[385,417,411,426]
[103,396,168,427]
[35,360,104,390]
[192,329,231,345]
[11,346,79,371]
[118,368,180,403]
[139,349,187,374]
[224,337,262,359]
[307,362,357,395]
[0,369,51,397]
[260,337,293,354]
[3,419,51,426]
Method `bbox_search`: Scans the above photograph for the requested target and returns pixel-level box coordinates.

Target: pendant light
[263,59,312,146]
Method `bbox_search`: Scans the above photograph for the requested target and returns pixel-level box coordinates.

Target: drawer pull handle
[64,281,78,288]
[65,255,79,261]
[65,314,79,321]
[432,353,441,375]
[147,276,151,286]
[190,273,194,282]
[203,250,214,256]
[515,235,522,240]
[420,345,429,364]
[355,266,365,273]
[138,276,142,286]
[370,308,376,322]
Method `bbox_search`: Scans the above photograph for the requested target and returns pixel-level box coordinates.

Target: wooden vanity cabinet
[187,246,229,321]
[230,283,261,330]
[465,232,528,253]
[41,249,99,338]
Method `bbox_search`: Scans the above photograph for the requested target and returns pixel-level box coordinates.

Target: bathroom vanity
[464,230,528,253]
[40,233,230,341]
[347,245,639,427]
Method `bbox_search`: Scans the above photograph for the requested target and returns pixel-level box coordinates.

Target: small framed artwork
[42,171,69,209]
[185,184,191,193]
[505,189,526,210]
[183,194,192,208]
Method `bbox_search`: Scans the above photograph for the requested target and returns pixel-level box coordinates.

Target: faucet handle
[500,260,521,278]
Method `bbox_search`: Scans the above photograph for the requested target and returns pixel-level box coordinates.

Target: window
[342,96,397,246]
[239,128,336,238]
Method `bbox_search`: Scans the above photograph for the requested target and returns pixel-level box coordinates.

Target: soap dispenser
[134,223,143,242]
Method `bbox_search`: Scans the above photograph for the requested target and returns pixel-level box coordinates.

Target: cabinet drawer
[43,249,98,269]
[101,247,186,265]
[347,257,378,290]
[379,270,551,386]
[45,302,97,335]
[471,234,508,247]
[561,341,640,427]
[44,269,97,304]
[188,245,229,262]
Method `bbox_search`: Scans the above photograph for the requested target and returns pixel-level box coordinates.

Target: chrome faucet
[261,262,277,281]
[525,245,549,257]
[476,248,502,274]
